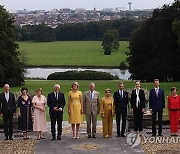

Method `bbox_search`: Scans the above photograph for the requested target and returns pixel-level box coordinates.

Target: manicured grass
[18,41,128,67]
[0,80,179,121]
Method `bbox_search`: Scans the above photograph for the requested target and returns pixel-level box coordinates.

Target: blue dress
[17,95,33,132]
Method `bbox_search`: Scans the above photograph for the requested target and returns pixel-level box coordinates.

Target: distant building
[102,8,114,12]
[75,8,86,14]
[103,16,111,21]
[17,9,30,14]
[115,7,126,12]
[60,8,71,14]
[128,2,132,11]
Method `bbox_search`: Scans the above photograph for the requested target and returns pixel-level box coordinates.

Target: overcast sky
[0,0,175,11]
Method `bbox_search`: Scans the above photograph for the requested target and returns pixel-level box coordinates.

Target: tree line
[15,18,140,42]
[127,0,180,81]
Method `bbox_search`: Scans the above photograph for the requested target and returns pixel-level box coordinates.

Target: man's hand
[59,108,62,111]
[131,108,133,113]
[142,108,145,113]
[13,113,16,116]
[150,109,153,114]
[0,114,3,117]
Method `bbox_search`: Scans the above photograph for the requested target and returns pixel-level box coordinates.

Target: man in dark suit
[130,81,145,134]
[47,84,66,140]
[149,79,165,136]
[113,82,128,137]
[0,84,16,140]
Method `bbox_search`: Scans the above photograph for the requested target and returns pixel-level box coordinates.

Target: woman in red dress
[168,87,180,136]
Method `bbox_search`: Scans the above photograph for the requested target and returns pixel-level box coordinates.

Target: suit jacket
[149,88,165,111]
[130,89,145,110]
[0,92,16,115]
[113,90,128,114]
[47,92,66,114]
[83,91,100,115]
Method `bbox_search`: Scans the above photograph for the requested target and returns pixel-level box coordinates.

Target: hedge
[47,70,119,80]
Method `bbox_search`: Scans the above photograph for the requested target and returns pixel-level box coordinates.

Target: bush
[119,61,128,69]
[47,70,119,80]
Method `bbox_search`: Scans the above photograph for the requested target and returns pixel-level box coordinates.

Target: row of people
[0,80,179,141]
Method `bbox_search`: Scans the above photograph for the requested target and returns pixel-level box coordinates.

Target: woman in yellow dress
[68,82,83,139]
[100,88,115,138]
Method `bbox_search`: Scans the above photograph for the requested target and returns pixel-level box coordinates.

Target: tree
[172,19,180,44]
[31,24,55,42]
[0,5,24,86]
[127,0,180,81]
[102,29,120,55]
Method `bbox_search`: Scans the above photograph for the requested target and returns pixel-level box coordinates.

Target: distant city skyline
[1,0,175,11]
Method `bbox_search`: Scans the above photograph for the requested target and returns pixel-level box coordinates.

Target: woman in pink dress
[32,88,47,140]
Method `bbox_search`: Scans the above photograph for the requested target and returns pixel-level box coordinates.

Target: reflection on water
[25,68,131,80]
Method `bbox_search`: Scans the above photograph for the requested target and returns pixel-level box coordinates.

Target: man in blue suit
[149,79,165,136]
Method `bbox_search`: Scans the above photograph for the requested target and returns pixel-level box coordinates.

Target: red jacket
[168,95,180,110]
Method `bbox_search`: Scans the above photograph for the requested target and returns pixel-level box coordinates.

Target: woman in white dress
[32,88,47,140]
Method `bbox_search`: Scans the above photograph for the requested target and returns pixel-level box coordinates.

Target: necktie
[56,92,58,100]
[5,92,9,102]
[156,89,158,97]
[90,92,93,101]
[120,91,123,99]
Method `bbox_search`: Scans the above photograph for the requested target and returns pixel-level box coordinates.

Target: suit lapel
[87,91,91,101]
[3,92,8,103]
[8,93,11,103]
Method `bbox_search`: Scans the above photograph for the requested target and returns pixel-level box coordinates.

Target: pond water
[25,68,131,80]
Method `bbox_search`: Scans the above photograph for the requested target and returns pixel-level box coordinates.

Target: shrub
[47,70,119,80]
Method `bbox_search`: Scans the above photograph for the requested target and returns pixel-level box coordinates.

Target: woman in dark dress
[17,87,33,140]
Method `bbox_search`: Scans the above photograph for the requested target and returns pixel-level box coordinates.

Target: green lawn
[0,80,179,121]
[18,41,128,67]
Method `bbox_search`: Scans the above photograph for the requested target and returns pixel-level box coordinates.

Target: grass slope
[18,41,128,67]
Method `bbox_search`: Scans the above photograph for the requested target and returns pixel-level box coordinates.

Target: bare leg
[37,131,41,139]
[76,124,80,138]
[72,124,75,139]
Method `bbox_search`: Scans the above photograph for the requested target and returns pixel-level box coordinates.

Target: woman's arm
[100,98,105,118]
[80,95,83,114]
[68,94,71,114]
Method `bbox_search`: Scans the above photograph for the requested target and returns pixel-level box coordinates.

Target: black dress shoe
[57,136,61,140]
[87,135,91,138]
[51,137,56,141]
[116,134,120,137]
[9,138,14,140]
[92,135,96,138]
[158,134,163,136]
[152,134,156,137]
[4,138,8,140]
[121,134,125,137]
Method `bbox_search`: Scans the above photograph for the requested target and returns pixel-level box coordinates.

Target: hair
[154,79,159,82]
[89,82,95,87]
[118,81,124,85]
[21,87,28,93]
[4,84,10,88]
[171,87,177,92]
[72,82,79,88]
[105,88,111,93]
[135,80,140,84]
[36,88,43,94]
[54,84,60,89]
